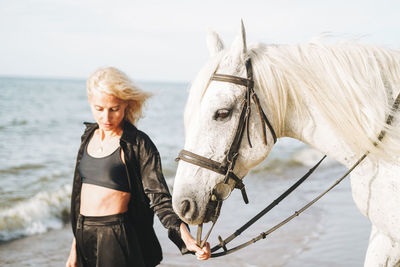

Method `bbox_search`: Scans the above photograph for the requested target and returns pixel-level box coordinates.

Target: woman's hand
[66,238,77,267]
[180,223,211,260]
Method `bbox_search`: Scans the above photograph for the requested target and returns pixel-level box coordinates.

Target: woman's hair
[87,67,152,125]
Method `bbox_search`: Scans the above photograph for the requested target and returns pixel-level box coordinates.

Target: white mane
[185,40,400,161]
[250,41,400,160]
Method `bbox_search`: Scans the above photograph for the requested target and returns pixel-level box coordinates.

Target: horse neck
[278,92,359,167]
[252,42,400,166]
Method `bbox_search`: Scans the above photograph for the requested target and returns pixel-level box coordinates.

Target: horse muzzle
[175,184,227,225]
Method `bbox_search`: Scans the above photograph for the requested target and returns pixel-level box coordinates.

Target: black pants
[76,212,145,267]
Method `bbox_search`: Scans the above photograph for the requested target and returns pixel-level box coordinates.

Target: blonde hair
[87,67,152,125]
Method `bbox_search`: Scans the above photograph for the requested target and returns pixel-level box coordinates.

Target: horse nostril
[179,198,197,220]
[181,200,190,215]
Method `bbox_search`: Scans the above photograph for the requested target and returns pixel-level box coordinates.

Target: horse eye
[214,109,231,120]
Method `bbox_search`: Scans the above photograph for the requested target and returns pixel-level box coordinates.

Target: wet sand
[0,225,72,266]
[0,164,370,266]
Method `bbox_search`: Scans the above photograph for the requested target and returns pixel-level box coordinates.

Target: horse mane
[249,41,400,161]
[185,39,400,161]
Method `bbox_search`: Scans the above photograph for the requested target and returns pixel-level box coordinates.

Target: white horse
[172,24,400,266]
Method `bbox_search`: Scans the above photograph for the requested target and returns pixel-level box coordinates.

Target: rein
[176,56,400,256]
[211,91,399,257]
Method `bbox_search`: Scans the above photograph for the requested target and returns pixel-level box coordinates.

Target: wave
[252,147,338,175]
[0,164,46,175]
[0,119,28,130]
[10,119,28,126]
[251,158,303,175]
[0,184,71,242]
[291,148,338,167]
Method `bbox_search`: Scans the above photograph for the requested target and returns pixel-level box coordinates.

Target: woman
[66,67,210,267]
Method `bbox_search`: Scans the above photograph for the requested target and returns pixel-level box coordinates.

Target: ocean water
[0,77,370,266]
[0,77,189,241]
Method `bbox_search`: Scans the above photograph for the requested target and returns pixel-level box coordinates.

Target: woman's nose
[104,110,112,121]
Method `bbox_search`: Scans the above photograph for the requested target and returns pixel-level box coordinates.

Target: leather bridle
[177,59,277,204]
[176,58,277,246]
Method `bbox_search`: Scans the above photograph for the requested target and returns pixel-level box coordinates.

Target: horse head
[173,22,277,225]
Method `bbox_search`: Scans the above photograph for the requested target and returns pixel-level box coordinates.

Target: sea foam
[0,184,71,241]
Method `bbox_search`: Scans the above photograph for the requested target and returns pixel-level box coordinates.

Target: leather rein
[176,57,400,257]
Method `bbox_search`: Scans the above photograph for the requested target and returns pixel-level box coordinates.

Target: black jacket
[70,121,187,267]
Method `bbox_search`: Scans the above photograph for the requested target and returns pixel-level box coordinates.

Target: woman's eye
[214,109,231,120]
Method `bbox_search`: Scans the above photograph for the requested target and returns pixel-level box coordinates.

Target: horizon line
[0,74,189,85]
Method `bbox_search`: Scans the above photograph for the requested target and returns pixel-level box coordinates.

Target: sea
[0,76,371,266]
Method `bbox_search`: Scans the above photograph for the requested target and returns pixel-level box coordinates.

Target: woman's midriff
[80,183,131,216]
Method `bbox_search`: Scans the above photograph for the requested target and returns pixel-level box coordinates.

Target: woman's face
[88,91,128,132]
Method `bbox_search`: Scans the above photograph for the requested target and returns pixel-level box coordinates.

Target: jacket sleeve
[71,123,96,237]
[138,138,189,254]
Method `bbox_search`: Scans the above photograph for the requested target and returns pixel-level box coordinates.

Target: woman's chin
[99,126,117,133]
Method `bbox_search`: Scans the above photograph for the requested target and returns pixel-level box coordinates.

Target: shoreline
[0,225,73,266]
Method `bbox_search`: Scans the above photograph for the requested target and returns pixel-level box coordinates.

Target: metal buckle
[211,182,232,201]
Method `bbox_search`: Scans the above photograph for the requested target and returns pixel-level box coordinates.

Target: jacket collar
[83,120,138,144]
[120,120,138,143]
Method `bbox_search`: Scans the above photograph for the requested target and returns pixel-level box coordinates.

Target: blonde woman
[66,67,210,267]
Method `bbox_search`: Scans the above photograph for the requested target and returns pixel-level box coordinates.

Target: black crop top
[79,143,130,193]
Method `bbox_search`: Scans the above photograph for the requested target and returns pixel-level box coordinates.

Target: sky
[0,0,399,82]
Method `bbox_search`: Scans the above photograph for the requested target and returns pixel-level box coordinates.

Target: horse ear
[240,19,247,54]
[207,30,224,57]
[230,19,247,59]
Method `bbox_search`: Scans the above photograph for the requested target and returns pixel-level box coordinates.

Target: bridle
[176,58,277,246]
[175,56,400,256]
[177,58,277,204]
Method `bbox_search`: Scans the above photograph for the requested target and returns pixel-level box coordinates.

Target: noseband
[175,58,277,246]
